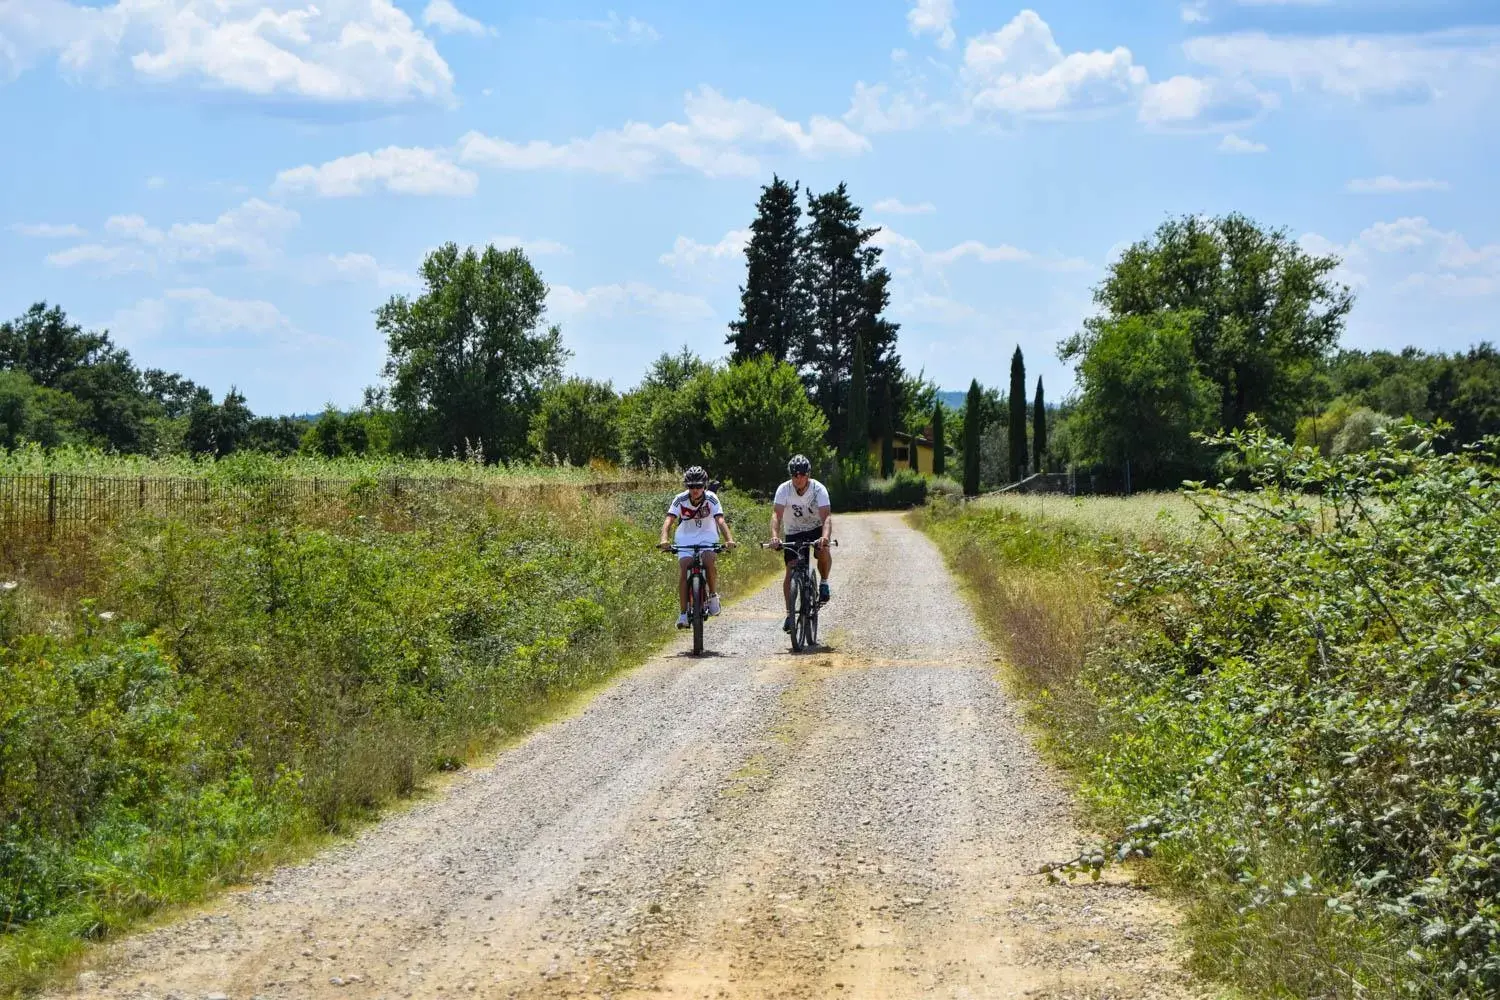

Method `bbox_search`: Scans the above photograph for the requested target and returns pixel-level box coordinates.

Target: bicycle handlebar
[658,542,726,551]
[760,539,839,549]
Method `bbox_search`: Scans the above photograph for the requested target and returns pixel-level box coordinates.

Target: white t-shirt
[773,478,830,534]
[666,489,723,549]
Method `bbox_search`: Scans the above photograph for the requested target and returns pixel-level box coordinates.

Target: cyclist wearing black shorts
[770,454,833,633]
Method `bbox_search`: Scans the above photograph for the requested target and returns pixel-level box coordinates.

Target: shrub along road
[47,513,1205,1000]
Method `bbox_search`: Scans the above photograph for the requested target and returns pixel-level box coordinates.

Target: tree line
[6,195,1497,494]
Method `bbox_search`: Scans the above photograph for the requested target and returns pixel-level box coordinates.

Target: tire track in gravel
[49,513,1206,1000]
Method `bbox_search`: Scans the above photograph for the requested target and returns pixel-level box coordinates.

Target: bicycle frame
[667,542,722,656]
[763,538,838,653]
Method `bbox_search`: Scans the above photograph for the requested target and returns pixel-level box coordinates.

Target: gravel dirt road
[52,512,1206,1000]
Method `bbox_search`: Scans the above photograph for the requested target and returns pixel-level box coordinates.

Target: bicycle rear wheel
[790,575,810,653]
[690,573,705,655]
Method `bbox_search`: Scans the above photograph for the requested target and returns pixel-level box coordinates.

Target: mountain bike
[661,542,724,656]
[763,538,838,653]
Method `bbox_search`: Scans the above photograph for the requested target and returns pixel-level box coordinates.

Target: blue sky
[3,0,1498,416]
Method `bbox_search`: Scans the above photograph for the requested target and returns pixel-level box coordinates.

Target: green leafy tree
[1063,213,1352,438]
[1008,346,1028,481]
[1070,312,1216,486]
[184,387,254,457]
[931,402,946,476]
[246,415,307,456]
[1033,377,1047,473]
[621,348,715,470]
[705,357,829,491]
[530,377,622,466]
[962,379,983,496]
[0,371,85,449]
[728,175,811,364]
[378,243,567,461]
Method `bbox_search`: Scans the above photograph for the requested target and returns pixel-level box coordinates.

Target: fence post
[139,476,146,508]
[47,473,58,540]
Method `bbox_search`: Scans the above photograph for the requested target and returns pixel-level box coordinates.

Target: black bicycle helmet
[787,454,812,476]
[683,466,709,487]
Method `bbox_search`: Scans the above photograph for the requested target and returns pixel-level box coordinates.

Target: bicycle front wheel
[690,574,705,655]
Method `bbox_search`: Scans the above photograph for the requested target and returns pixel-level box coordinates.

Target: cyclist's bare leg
[677,557,692,612]
[782,565,795,611]
[702,551,718,596]
[816,545,832,582]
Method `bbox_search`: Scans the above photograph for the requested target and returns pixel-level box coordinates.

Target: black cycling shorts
[782,527,824,565]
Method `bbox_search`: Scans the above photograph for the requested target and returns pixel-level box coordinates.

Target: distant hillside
[938,390,966,411]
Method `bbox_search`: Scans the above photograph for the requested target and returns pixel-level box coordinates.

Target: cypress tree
[1008,346,1028,481]
[963,379,982,496]
[846,331,869,478]
[880,379,895,478]
[931,403,946,475]
[1033,376,1047,474]
[728,176,810,363]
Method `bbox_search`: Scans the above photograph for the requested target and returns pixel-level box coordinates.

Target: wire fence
[0,473,663,540]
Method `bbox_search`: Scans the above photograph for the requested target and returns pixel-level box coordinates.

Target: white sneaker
[708,593,721,616]
[676,612,689,629]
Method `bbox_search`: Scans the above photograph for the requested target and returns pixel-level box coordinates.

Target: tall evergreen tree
[879,379,895,478]
[800,183,900,452]
[963,379,983,496]
[1033,376,1047,473]
[846,332,869,477]
[728,176,811,363]
[1008,347,1029,481]
[931,403,946,476]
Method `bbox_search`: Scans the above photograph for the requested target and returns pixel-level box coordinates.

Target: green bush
[1069,427,1500,997]
[833,469,929,511]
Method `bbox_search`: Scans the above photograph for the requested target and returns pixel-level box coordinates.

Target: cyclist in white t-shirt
[770,453,832,634]
[658,466,737,629]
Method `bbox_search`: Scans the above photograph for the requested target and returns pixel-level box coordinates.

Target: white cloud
[873,198,936,215]
[46,197,299,273]
[145,175,166,189]
[872,226,1087,274]
[10,222,85,238]
[1346,175,1451,194]
[1218,133,1268,153]
[1139,74,1276,128]
[548,282,714,323]
[46,243,155,274]
[274,146,478,197]
[459,86,869,180]
[0,0,454,105]
[1184,27,1500,105]
[961,11,1148,117]
[659,229,750,274]
[908,0,956,49]
[110,287,293,342]
[312,252,413,287]
[422,0,488,36]
[1302,217,1500,299]
[1181,2,1209,23]
[491,235,571,256]
[582,11,659,44]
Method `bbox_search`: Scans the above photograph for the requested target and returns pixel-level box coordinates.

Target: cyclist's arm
[771,503,785,543]
[818,505,832,544]
[659,514,677,547]
[714,513,735,546]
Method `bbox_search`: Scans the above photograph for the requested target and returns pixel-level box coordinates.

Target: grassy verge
[0,479,777,996]
[916,427,1500,1000]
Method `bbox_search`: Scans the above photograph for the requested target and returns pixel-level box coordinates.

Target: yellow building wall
[867,439,935,475]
